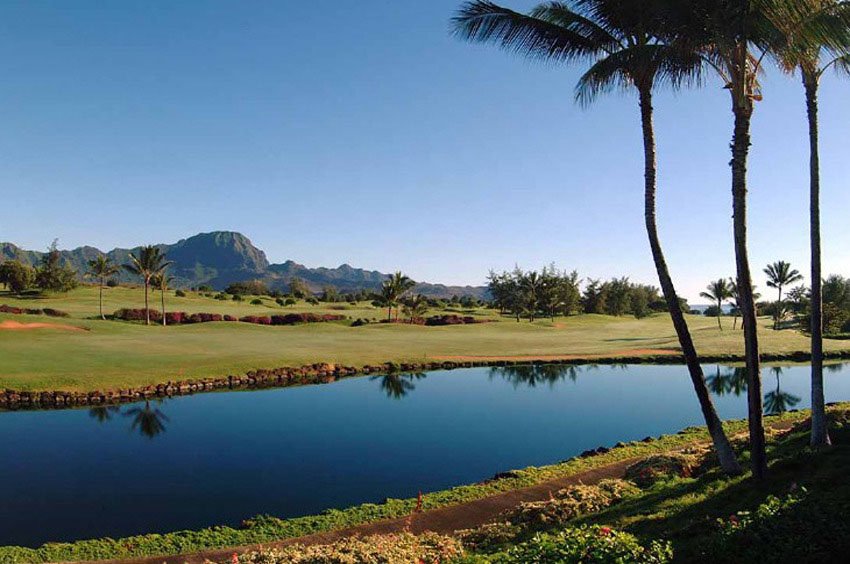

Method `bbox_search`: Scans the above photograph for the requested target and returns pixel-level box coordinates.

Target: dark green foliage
[250,298,264,305]
[174,289,186,297]
[0,260,36,293]
[35,240,78,293]
[225,280,269,296]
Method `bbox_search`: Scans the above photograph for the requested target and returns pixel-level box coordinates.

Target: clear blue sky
[1,0,848,301]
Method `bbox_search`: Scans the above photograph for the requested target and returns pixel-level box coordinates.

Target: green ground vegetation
[1,286,849,392]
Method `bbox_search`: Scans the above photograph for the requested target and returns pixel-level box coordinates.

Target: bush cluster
[236,532,463,564]
[113,309,228,324]
[0,304,69,317]
[240,313,346,326]
[624,454,698,487]
[425,314,485,326]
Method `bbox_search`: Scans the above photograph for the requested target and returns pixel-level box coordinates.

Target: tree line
[487,266,678,321]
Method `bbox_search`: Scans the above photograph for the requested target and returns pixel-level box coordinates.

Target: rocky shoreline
[3,349,849,411]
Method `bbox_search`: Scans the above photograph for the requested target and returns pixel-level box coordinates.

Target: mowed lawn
[1,286,846,392]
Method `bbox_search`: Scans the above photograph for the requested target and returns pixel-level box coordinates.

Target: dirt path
[0,320,84,332]
[88,457,642,564]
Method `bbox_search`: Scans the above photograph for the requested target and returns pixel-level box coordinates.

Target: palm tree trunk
[387,305,392,322]
[161,287,166,327]
[99,279,105,320]
[717,300,723,331]
[144,277,150,326]
[805,73,830,446]
[731,99,767,479]
[639,87,741,474]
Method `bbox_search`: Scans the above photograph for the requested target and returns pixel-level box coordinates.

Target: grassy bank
[2,287,848,393]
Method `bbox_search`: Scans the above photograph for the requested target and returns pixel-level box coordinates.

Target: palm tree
[380,271,416,321]
[151,270,174,327]
[123,246,171,325]
[521,271,543,322]
[729,279,761,330]
[764,260,804,329]
[700,279,732,331]
[86,255,119,320]
[371,372,426,399]
[682,0,850,481]
[453,0,741,474]
[771,0,849,446]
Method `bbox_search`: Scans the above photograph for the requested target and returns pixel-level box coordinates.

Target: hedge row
[0,304,69,317]
[112,309,345,326]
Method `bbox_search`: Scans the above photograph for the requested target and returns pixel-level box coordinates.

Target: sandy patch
[435,348,679,362]
[0,320,85,332]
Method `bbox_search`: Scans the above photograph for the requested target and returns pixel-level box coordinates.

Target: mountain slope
[0,232,487,299]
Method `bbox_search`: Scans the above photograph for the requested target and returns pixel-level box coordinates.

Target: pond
[1,362,848,547]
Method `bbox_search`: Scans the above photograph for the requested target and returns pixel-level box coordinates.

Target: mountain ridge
[0,231,487,299]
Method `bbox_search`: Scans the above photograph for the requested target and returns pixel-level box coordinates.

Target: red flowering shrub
[224,314,238,321]
[0,305,25,315]
[240,315,272,325]
[165,311,185,324]
[42,308,69,317]
[113,308,163,322]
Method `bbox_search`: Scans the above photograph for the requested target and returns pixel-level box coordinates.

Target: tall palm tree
[700,278,732,331]
[453,0,741,474]
[151,270,175,327]
[402,294,429,322]
[764,260,804,329]
[771,0,850,446]
[123,246,172,326]
[86,255,119,320]
[682,0,850,481]
[521,271,543,322]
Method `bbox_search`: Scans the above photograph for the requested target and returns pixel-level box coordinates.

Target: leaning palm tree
[86,255,119,320]
[700,278,732,331]
[771,0,850,446]
[151,270,175,327]
[123,246,172,325]
[453,0,741,474]
[764,260,804,329]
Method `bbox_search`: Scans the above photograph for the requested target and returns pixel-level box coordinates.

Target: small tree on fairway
[86,256,119,320]
[700,279,732,331]
[764,260,804,330]
[151,270,174,327]
[0,260,35,294]
[35,240,78,293]
[123,246,172,326]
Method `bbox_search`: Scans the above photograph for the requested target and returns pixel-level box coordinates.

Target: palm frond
[452,0,604,62]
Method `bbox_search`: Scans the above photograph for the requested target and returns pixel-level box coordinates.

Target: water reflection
[371,373,426,399]
[88,399,169,439]
[764,367,801,415]
[490,364,582,388]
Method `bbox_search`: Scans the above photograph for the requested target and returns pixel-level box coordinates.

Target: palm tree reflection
[88,405,120,422]
[490,364,581,388]
[124,400,169,439]
[763,367,801,416]
[372,373,427,399]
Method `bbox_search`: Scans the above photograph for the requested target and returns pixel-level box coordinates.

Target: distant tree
[124,246,172,326]
[730,279,762,331]
[287,277,311,299]
[86,256,119,320]
[35,240,78,293]
[225,280,269,296]
[321,285,339,303]
[700,279,732,331]
[764,261,804,330]
[379,271,416,321]
[582,279,608,315]
[151,270,174,326]
[0,260,35,294]
[402,294,429,322]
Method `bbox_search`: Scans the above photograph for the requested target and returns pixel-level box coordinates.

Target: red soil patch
[0,320,84,332]
[435,348,680,362]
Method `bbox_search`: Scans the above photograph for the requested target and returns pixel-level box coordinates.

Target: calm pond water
[1,362,848,547]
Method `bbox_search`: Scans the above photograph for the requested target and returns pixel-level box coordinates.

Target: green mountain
[0,231,487,299]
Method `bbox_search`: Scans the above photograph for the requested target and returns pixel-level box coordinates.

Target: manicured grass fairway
[1,286,848,392]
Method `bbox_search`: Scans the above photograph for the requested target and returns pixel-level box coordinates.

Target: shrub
[236,532,463,564]
[113,308,163,322]
[42,308,69,317]
[215,293,229,301]
[232,294,244,302]
[502,480,638,530]
[239,315,272,325]
[0,304,25,314]
[25,308,43,315]
[275,297,285,306]
[268,313,346,326]
[106,278,119,288]
[285,298,297,307]
[624,454,697,487]
[224,314,238,321]
[165,311,185,325]
[458,522,523,552]
[175,289,186,297]
[491,526,672,564]
[251,298,264,305]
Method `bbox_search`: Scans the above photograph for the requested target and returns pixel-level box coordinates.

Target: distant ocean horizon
[689,304,735,314]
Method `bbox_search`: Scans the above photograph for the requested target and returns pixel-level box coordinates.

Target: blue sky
[1,0,848,301]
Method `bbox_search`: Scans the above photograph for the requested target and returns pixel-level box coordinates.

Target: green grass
[2,286,848,392]
[0,409,814,563]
